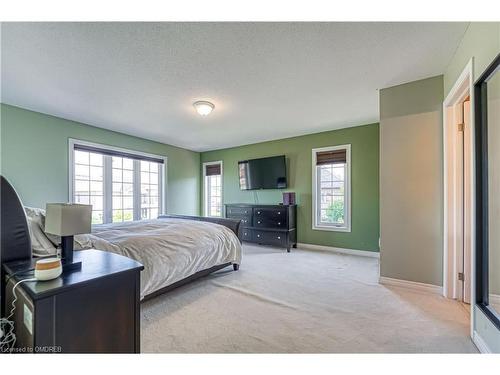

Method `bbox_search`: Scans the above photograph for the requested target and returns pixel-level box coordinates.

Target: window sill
[312,224,351,233]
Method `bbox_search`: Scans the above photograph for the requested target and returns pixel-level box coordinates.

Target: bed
[88,216,242,300]
[0,175,242,303]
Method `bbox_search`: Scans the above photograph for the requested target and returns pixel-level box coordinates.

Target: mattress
[86,218,242,299]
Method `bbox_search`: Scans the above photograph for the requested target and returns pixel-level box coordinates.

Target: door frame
[443,59,474,330]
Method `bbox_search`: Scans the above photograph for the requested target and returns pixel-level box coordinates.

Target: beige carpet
[141,244,477,353]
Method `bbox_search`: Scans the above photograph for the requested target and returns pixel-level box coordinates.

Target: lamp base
[62,260,82,272]
[60,235,81,272]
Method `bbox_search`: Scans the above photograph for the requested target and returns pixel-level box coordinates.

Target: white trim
[379,276,443,295]
[162,160,168,215]
[297,242,379,258]
[311,144,352,232]
[132,159,141,221]
[442,59,475,338]
[68,138,167,221]
[472,331,492,354]
[69,138,168,162]
[103,156,112,223]
[202,160,223,217]
[68,140,74,202]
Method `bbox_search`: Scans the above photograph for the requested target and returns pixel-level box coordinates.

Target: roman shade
[205,163,221,176]
[315,149,347,165]
[74,144,164,164]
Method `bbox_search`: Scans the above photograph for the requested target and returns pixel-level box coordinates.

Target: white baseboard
[489,293,500,305]
[297,242,380,258]
[473,331,492,353]
[379,276,443,295]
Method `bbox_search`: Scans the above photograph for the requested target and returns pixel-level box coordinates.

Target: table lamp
[45,203,92,271]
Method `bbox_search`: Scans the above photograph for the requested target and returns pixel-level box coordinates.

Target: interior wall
[443,22,500,352]
[379,75,444,286]
[0,104,201,215]
[444,23,500,95]
[201,123,380,252]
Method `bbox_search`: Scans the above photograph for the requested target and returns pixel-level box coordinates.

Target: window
[203,161,223,217]
[312,145,351,232]
[74,150,105,224]
[140,160,160,220]
[112,156,134,223]
[70,139,165,224]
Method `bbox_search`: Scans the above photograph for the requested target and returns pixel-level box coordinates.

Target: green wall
[201,123,380,252]
[0,104,201,215]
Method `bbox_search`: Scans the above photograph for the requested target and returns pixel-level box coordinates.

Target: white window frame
[312,144,351,232]
[68,138,167,223]
[202,160,223,217]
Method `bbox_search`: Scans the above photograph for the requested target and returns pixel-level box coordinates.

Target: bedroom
[1,2,500,370]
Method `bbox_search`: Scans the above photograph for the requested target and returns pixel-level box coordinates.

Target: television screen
[238,155,287,190]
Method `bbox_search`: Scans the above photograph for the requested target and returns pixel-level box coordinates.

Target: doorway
[443,60,474,314]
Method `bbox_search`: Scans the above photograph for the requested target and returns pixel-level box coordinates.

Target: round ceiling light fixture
[193,100,215,116]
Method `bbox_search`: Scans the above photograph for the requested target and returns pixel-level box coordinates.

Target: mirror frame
[475,52,500,330]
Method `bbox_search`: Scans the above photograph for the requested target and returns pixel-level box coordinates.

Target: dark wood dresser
[3,249,143,353]
[225,204,297,252]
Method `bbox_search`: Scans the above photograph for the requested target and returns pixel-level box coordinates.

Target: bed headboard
[1,175,32,264]
[1,176,32,316]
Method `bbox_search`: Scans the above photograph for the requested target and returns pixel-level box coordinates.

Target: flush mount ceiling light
[193,101,215,116]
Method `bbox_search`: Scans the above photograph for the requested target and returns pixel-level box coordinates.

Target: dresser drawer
[226,206,252,216]
[226,213,252,227]
[254,207,287,220]
[253,230,287,247]
[254,217,286,229]
[240,228,253,241]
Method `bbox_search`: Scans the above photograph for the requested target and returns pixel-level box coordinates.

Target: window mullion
[103,156,112,224]
[133,160,141,221]
[317,166,322,226]
[208,176,213,216]
[344,163,349,226]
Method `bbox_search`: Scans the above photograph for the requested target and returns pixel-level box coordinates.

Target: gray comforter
[87,218,242,299]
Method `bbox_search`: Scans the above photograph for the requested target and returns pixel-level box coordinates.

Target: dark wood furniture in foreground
[0,176,244,353]
[3,250,144,353]
[225,204,297,252]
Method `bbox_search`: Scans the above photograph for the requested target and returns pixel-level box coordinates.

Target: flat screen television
[238,155,287,190]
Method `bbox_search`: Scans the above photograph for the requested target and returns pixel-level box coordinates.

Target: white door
[462,99,471,304]
[456,99,472,304]
[455,100,465,302]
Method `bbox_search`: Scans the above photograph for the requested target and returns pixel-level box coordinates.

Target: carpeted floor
[141,244,478,353]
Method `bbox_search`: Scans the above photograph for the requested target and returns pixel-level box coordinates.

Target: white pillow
[24,207,57,257]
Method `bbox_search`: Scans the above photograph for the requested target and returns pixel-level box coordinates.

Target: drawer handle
[277,236,281,239]
[257,211,261,214]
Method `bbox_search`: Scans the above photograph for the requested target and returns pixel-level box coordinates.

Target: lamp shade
[45,203,92,236]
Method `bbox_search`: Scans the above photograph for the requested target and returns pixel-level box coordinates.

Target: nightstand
[2,249,144,353]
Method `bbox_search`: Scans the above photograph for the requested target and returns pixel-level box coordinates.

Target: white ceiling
[1,22,468,152]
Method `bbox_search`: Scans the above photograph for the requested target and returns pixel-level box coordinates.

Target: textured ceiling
[1,22,468,151]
